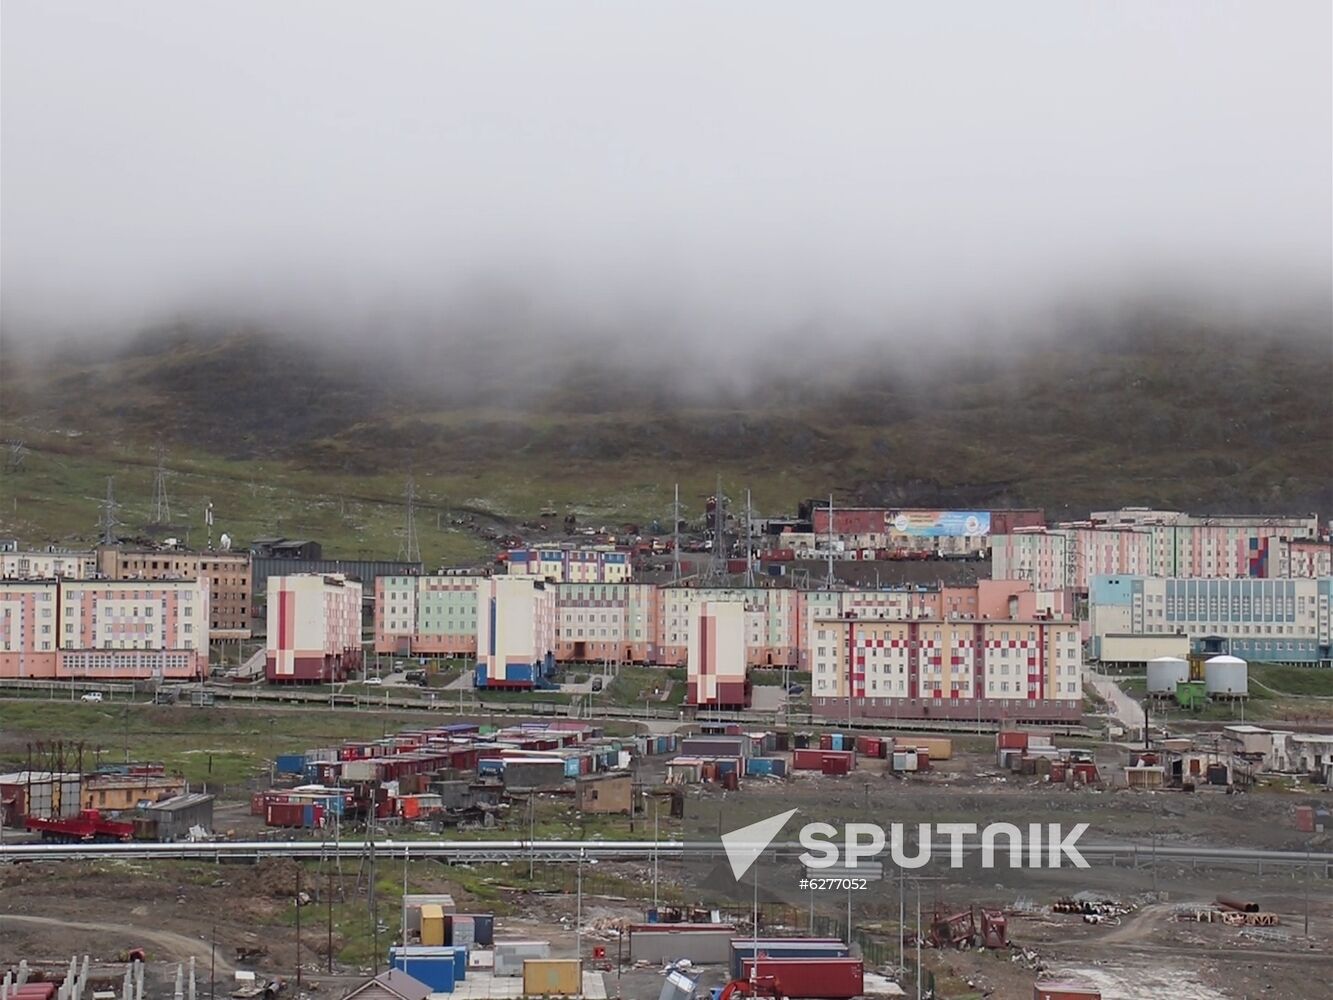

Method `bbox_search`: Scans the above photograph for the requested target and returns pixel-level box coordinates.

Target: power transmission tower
[743,488,756,588]
[824,492,837,589]
[5,440,27,474]
[672,484,682,583]
[399,476,421,564]
[700,475,729,585]
[151,446,172,524]
[98,477,120,546]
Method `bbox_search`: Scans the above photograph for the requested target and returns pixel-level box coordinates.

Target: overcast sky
[2,2,1330,349]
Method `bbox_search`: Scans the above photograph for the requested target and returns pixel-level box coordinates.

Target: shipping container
[997,730,1029,751]
[729,940,849,980]
[522,959,582,996]
[740,957,864,999]
[628,926,735,964]
[493,939,551,977]
[387,950,456,992]
[822,754,852,776]
[911,736,953,760]
[420,904,445,947]
[275,754,307,775]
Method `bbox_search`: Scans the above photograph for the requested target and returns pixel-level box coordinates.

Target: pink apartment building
[266,574,363,683]
[0,579,209,680]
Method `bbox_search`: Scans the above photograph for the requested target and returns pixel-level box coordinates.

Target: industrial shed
[135,792,214,842]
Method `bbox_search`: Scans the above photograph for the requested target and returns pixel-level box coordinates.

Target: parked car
[80,691,103,702]
[591,677,604,692]
[785,683,804,695]
[363,676,383,686]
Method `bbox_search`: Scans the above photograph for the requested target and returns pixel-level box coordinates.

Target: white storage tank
[1146,656,1190,695]
[1204,654,1248,698]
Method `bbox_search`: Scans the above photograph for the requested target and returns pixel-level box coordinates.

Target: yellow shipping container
[522,958,582,996]
[912,737,953,760]
[420,904,445,947]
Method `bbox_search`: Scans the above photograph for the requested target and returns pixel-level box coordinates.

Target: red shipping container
[916,749,930,770]
[821,754,853,776]
[1295,805,1315,833]
[792,748,825,770]
[819,734,834,751]
[997,731,1029,751]
[250,792,265,816]
[741,958,864,999]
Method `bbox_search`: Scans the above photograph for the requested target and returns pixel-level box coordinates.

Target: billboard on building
[884,510,991,537]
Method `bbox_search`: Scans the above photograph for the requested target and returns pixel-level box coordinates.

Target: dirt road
[1088,670,1145,730]
[0,914,235,974]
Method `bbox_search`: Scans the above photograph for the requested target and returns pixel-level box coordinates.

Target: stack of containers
[728,938,850,979]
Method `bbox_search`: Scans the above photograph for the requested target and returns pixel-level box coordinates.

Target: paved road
[1088,670,1146,730]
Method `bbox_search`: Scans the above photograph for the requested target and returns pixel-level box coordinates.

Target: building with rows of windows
[0,578,209,680]
[1089,575,1332,666]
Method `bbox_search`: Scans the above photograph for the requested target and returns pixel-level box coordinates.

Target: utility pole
[151,445,172,524]
[327,865,334,974]
[295,866,303,990]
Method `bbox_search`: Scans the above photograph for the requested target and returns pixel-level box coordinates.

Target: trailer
[26,809,134,843]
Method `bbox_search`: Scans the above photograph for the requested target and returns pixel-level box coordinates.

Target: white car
[363,677,383,686]
[80,691,103,702]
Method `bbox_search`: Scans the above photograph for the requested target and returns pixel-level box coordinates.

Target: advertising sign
[885,510,991,537]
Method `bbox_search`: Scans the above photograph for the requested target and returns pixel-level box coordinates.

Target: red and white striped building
[266,574,363,683]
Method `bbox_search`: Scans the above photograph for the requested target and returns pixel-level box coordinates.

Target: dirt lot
[3,706,1331,999]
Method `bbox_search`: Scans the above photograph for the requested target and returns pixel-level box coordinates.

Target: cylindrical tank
[1204,654,1248,697]
[1146,656,1190,695]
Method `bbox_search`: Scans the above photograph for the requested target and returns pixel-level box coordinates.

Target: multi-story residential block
[506,546,632,583]
[809,617,1083,722]
[475,576,556,688]
[0,549,97,580]
[687,600,749,708]
[375,573,480,656]
[266,574,363,682]
[554,582,659,663]
[994,512,1324,591]
[1089,575,1332,666]
[96,546,252,638]
[0,578,209,680]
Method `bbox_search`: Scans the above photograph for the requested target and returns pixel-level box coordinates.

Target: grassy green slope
[2,317,1328,568]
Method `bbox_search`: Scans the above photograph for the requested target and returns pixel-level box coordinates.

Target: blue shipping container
[389,954,455,993]
[276,754,307,775]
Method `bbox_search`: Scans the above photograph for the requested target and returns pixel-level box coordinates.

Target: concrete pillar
[173,964,183,1000]
[17,963,29,987]
[188,957,196,1000]
[134,961,144,1000]
[4,969,13,1000]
